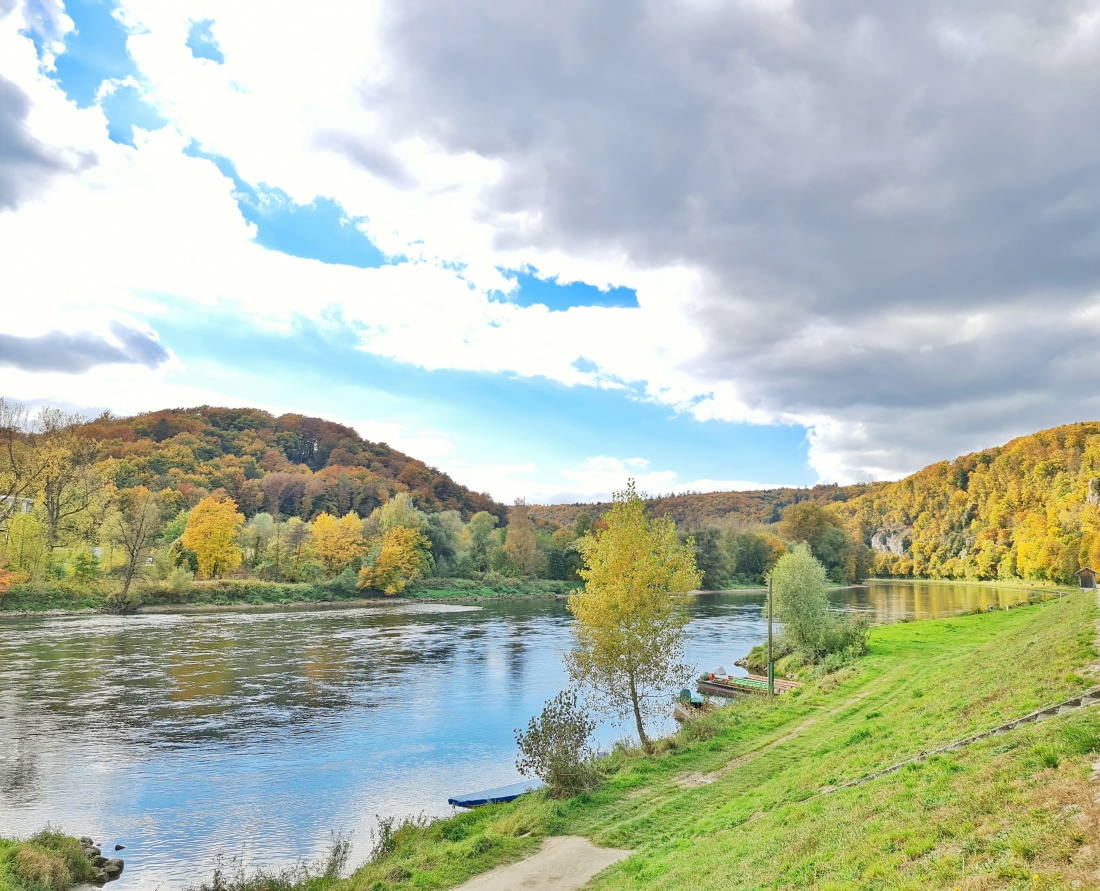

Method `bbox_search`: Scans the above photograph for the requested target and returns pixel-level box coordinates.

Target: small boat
[673,687,718,722]
[697,671,802,698]
[447,779,545,808]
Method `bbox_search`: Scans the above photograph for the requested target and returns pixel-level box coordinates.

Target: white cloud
[445,454,788,505]
[7,0,1100,495]
[352,419,455,464]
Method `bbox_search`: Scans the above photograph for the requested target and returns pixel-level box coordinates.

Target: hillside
[836,421,1100,584]
[84,406,505,521]
[530,483,871,530]
[533,422,1100,586]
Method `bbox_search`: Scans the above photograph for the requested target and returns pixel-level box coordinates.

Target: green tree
[566,480,702,752]
[3,513,48,577]
[685,527,731,589]
[769,543,831,661]
[106,485,163,600]
[244,512,275,567]
[375,492,427,532]
[465,511,499,571]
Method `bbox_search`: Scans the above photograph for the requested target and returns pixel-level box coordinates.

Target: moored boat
[697,671,801,698]
[447,779,545,808]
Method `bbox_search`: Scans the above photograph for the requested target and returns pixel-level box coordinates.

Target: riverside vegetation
[0,402,862,614]
[6,405,1100,614]
[177,588,1100,891]
[0,830,101,891]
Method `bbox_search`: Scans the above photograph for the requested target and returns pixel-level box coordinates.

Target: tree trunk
[628,673,651,753]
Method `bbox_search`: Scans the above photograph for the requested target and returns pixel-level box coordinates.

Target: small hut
[1077,568,1097,590]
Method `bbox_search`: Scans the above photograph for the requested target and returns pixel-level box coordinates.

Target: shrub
[164,566,195,598]
[515,689,600,797]
[368,815,430,864]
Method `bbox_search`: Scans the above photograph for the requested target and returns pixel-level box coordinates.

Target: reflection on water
[0,582,1031,889]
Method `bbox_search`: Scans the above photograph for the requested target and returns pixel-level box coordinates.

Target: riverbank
[866,575,1079,593]
[199,588,1100,891]
[0,577,581,616]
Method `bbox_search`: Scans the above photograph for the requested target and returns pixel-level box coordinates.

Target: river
[0,581,1037,889]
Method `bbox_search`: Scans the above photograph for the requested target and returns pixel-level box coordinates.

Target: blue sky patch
[501,270,639,312]
[183,142,389,268]
[100,82,167,145]
[48,0,135,107]
[145,305,814,496]
[186,20,224,64]
[30,0,165,146]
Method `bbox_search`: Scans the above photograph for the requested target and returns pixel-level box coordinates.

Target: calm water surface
[0,581,1034,888]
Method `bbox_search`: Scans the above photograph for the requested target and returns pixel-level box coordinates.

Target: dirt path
[450,836,631,891]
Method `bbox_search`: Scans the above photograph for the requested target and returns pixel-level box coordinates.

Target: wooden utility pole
[767,575,775,699]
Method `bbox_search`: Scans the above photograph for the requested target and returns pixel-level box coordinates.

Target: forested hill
[529,484,872,529]
[85,407,505,521]
[834,421,1100,584]
[532,421,1100,586]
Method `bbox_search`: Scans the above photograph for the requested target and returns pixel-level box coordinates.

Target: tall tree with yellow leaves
[182,495,244,579]
[566,480,701,752]
[310,511,366,574]
[502,499,545,578]
[358,526,432,595]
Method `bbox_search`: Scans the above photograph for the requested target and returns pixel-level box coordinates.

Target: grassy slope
[339,592,1100,891]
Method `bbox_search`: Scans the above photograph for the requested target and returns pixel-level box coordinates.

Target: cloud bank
[5,0,1100,493]
[0,323,170,372]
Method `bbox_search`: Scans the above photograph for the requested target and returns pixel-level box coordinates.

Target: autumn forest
[1,402,1099,610]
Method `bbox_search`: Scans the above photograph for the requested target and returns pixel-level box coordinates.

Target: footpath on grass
[331,589,1100,891]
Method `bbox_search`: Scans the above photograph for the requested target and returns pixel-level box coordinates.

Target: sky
[3,0,1100,504]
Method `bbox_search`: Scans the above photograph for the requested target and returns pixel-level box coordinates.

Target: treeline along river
[0,582,1035,889]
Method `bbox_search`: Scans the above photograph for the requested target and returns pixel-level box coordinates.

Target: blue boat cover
[448,779,546,808]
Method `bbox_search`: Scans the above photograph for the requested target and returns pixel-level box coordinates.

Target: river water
[0,581,1036,889]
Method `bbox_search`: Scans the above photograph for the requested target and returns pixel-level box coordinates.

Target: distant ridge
[529,483,871,529]
[532,421,1100,585]
[84,406,505,521]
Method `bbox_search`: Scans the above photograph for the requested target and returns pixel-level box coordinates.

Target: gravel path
[451,836,631,891]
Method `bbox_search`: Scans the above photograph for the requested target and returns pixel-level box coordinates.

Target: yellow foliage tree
[310,511,366,574]
[566,480,702,752]
[502,499,545,578]
[182,495,244,579]
[357,526,432,595]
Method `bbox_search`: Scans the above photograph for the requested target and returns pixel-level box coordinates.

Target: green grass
[402,578,581,600]
[319,591,1100,891]
[0,830,98,891]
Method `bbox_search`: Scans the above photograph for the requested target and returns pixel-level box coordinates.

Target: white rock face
[871,528,911,556]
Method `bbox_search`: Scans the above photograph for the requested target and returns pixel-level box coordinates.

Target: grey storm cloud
[366,0,1100,480]
[0,323,170,373]
[0,74,78,211]
[315,130,418,189]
